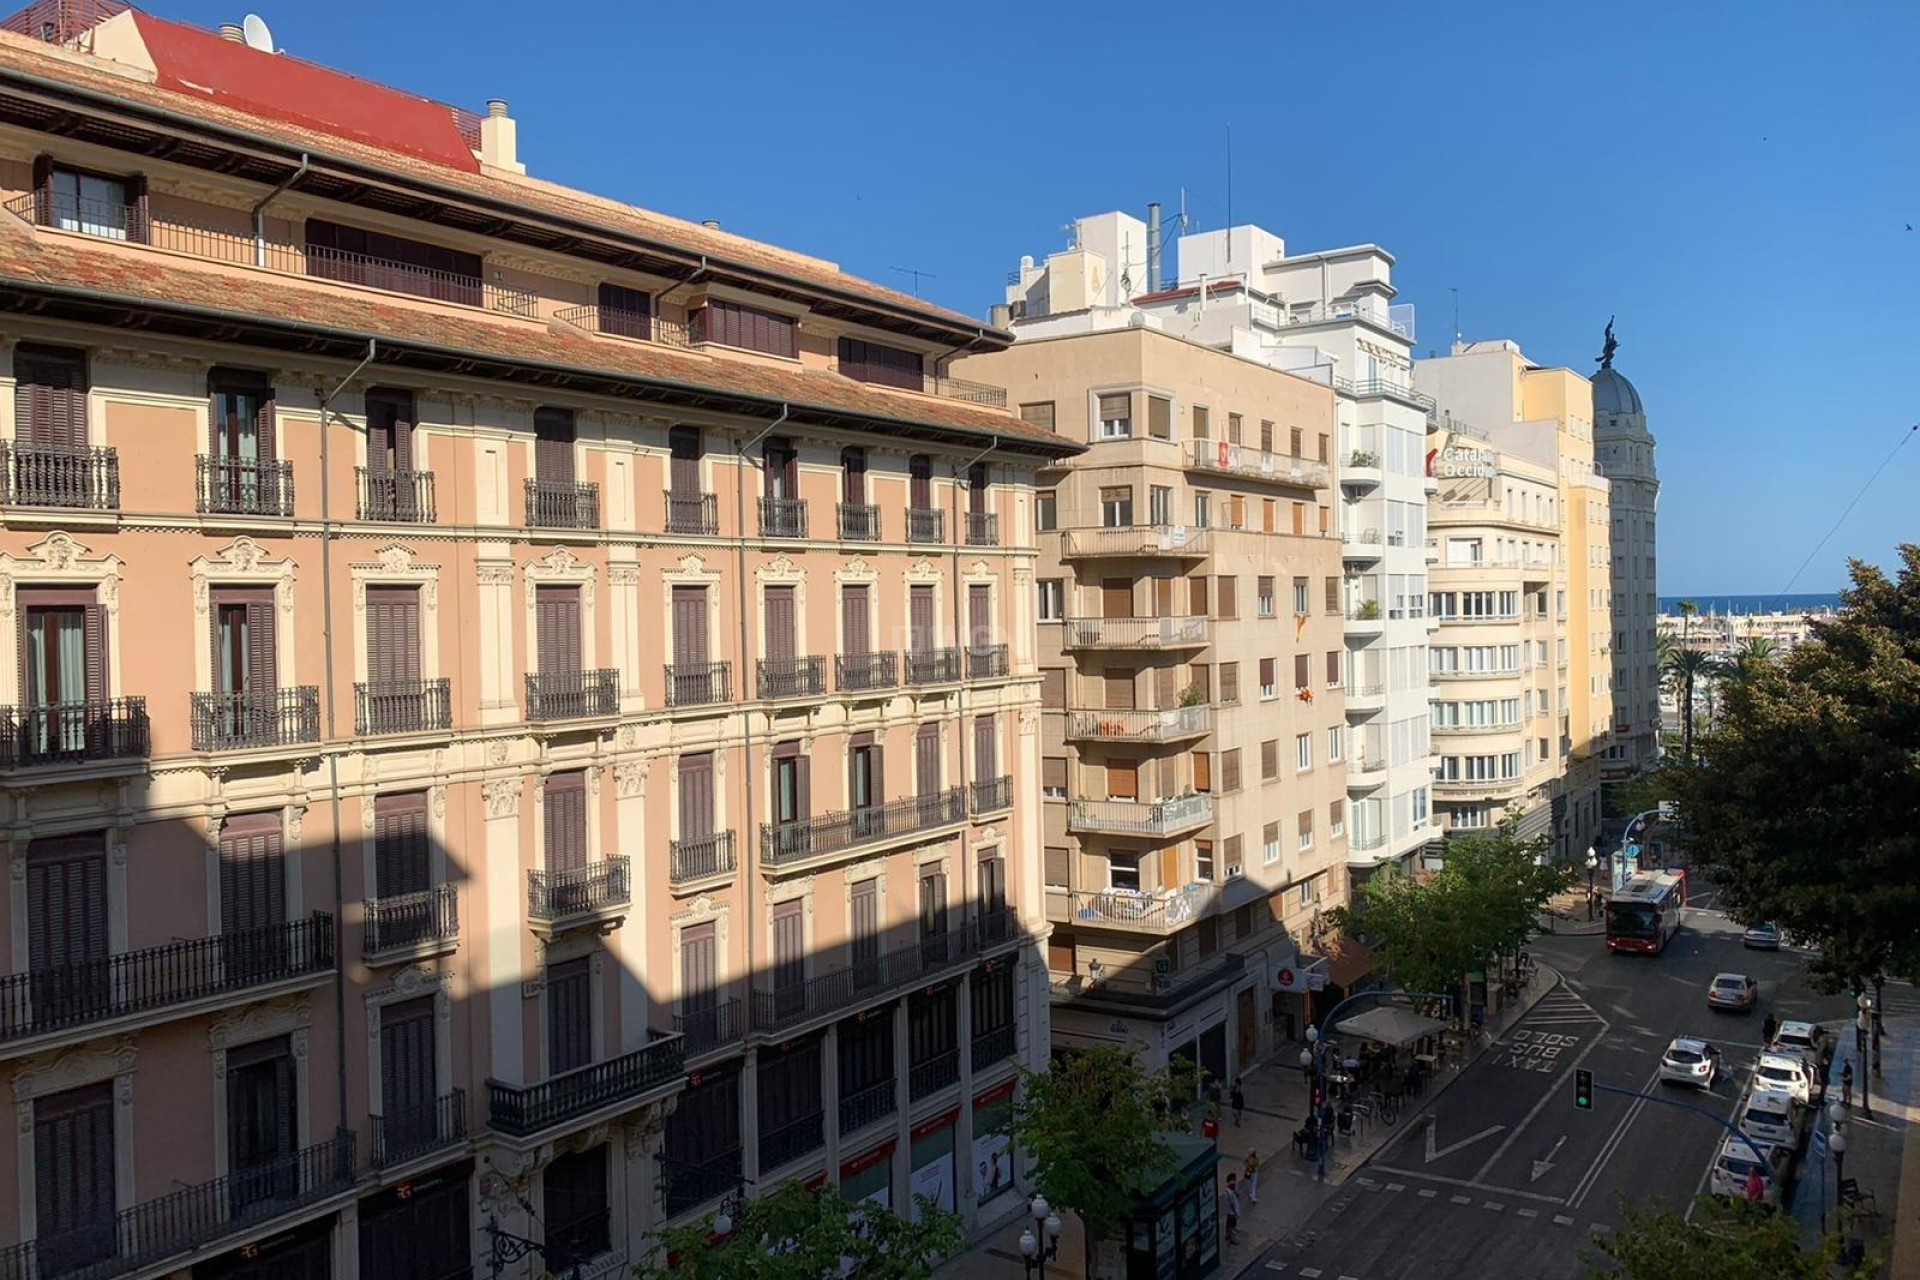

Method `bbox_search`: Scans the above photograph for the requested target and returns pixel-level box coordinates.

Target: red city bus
[1606,870,1688,954]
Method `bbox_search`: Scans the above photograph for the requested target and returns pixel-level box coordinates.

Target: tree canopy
[1670,546,1920,987]
[1587,1193,1880,1280]
[634,1180,963,1280]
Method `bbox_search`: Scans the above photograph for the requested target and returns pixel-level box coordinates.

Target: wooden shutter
[680,922,716,1006]
[1188,577,1208,617]
[1259,658,1276,692]
[82,603,107,702]
[374,791,430,897]
[909,585,934,654]
[1042,757,1067,795]
[1216,577,1237,619]
[1104,669,1136,709]
[850,880,878,957]
[26,836,107,972]
[34,1083,115,1246]
[1325,577,1341,613]
[366,389,413,472]
[669,426,701,497]
[1039,668,1065,709]
[1189,663,1209,701]
[915,722,941,795]
[968,583,991,648]
[842,447,866,505]
[1261,740,1279,779]
[1219,663,1239,704]
[536,585,582,675]
[219,812,286,935]
[919,869,948,939]
[366,586,422,685]
[546,958,592,1074]
[910,456,932,508]
[1156,665,1177,708]
[1101,578,1134,620]
[1044,846,1070,888]
[544,771,587,871]
[226,1035,294,1174]
[764,586,796,666]
[533,407,575,482]
[246,592,277,697]
[599,282,654,339]
[973,714,997,779]
[1047,933,1074,974]
[1222,749,1241,792]
[1295,654,1311,688]
[840,585,870,655]
[677,752,714,840]
[1193,751,1211,792]
[1107,759,1138,800]
[15,346,87,448]
[1159,755,1178,800]
[1148,396,1171,438]
[771,900,804,989]
[380,997,436,1117]
[1154,576,1176,617]
[1327,650,1342,685]
[671,586,707,666]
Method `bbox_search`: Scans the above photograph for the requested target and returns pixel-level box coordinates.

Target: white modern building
[1591,330,1661,778]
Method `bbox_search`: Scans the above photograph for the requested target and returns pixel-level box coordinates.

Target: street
[1247,903,1856,1280]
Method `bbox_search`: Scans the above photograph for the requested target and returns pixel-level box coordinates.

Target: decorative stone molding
[188,538,299,693]
[607,564,641,587]
[754,552,805,586]
[486,740,512,767]
[367,964,454,1007]
[11,1036,138,1103]
[613,761,646,799]
[834,555,879,586]
[0,533,126,703]
[476,563,515,587]
[484,778,522,819]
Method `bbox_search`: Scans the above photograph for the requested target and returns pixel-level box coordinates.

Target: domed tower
[1590,321,1660,777]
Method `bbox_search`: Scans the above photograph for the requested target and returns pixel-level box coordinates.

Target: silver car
[1742,922,1781,950]
[1738,1086,1802,1149]
[1659,1037,1722,1089]
[1707,973,1758,1012]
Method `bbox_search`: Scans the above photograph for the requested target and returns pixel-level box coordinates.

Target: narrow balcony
[1342,528,1383,563]
[669,831,737,887]
[906,507,946,544]
[1335,375,1434,411]
[905,647,964,685]
[839,1079,896,1135]
[526,857,630,929]
[1432,774,1527,799]
[760,787,967,871]
[757,656,827,701]
[362,886,459,962]
[354,677,453,735]
[1436,611,1522,626]
[1049,883,1218,934]
[1345,603,1384,635]
[759,1111,826,1174]
[370,1089,467,1170]
[0,1131,356,1280]
[486,1035,686,1139]
[1065,704,1210,744]
[0,697,149,771]
[304,243,536,315]
[971,1023,1017,1073]
[1431,666,1524,682]
[1343,683,1386,716]
[554,305,692,347]
[525,477,599,530]
[664,660,731,708]
[969,775,1013,815]
[1347,753,1389,788]
[967,644,1009,679]
[1067,794,1213,839]
[525,669,617,722]
[0,914,335,1047]
[1060,616,1210,651]
[836,502,881,542]
[196,456,294,518]
[356,466,436,523]
[1348,831,1388,854]
[1184,439,1329,489]
[0,440,119,510]
[672,997,744,1059]
[659,1148,743,1220]
[1433,719,1525,735]
[189,687,321,752]
[1342,450,1383,488]
[836,651,899,694]
[663,489,719,536]
[909,1050,961,1101]
[1059,525,1209,559]
[837,362,1009,407]
[758,496,808,539]
[966,512,999,546]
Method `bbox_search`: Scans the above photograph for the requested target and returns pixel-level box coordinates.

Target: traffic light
[1575,1068,1594,1110]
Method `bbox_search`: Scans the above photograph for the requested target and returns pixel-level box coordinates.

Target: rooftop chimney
[702,219,722,230]
[988,303,1011,328]
[478,99,524,174]
[1147,202,1162,293]
[218,23,245,42]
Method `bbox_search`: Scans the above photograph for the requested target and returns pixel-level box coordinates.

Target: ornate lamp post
[1018,1194,1063,1278]
[1585,847,1599,920]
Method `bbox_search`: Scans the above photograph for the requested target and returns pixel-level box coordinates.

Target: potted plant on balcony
[1355,600,1382,621]
[1178,683,1207,708]
[1348,449,1379,468]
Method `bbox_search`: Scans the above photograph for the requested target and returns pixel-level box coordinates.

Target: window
[1294,653,1310,690]
[1035,490,1057,532]
[1325,650,1342,688]
[1097,393,1132,439]
[1227,412,1243,444]
[1293,577,1310,615]
[26,835,108,1020]
[1040,668,1066,708]
[1019,401,1056,432]
[1218,662,1239,704]
[1193,492,1211,528]
[533,406,576,484]
[547,956,593,1074]
[1262,821,1281,865]
[1257,577,1275,618]
[1037,579,1064,621]
[1327,725,1343,761]
[537,584,584,676]
[228,1033,297,1192]
[1149,485,1172,526]
[543,1146,612,1270]
[41,161,143,241]
[1194,839,1214,880]
[306,218,480,302]
[694,298,797,358]
[1262,498,1276,533]
[17,586,109,755]
[543,771,588,873]
[1044,846,1070,888]
[1260,739,1278,780]
[837,337,923,390]
[372,789,430,911]
[1107,852,1140,891]
[1215,576,1237,619]
[1192,406,1210,439]
[1148,395,1171,439]
[1298,810,1314,851]
[1197,917,1218,957]
[1325,577,1341,614]
[1192,750,1211,793]
[1099,486,1133,527]
[1260,420,1274,452]
[1042,756,1068,800]
[1296,733,1312,771]
[596,282,653,338]
[1329,799,1345,837]
[1105,758,1137,801]
[33,1083,116,1272]
[1258,659,1277,700]
[1220,748,1242,793]
[1223,834,1243,872]
[1298,877,1317,907]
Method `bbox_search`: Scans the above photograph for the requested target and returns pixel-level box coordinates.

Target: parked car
[1709,1134,1790,1206]
[1738,1085,1806,1150]
[1742,922,1782,950]
[1707,973,1758,1012]
[1659,1036,1723,1088]
[1753,1051,1818,1106]
[1771,1020,1833,1068]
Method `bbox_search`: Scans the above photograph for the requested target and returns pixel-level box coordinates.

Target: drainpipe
[951,438,998,923]
[930,327,989,387]
[251,153,309,267]
[655,257,710,311]
[315,339,376,1139]
[735,403,788,1030]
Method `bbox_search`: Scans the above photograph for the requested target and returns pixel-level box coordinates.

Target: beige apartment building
[1417,343,1611,859]
[0,8,1076,1279]
[955,326,1352,1081]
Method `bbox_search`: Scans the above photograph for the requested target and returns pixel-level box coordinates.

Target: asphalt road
[1246,902,1855,1280]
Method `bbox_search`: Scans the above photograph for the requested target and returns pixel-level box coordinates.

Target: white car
[1659,1037,1723,1088]
[1771,1020,1832,1068]
[1738,1086,1803,1149]
[1709,1134,1788,1206]
[1753,1051,1817,1106]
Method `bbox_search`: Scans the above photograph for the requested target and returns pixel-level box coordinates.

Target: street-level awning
[1322,936,1372,989]
[1335,1005,1447,1049]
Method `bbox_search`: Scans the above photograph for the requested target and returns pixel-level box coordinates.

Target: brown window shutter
[1299,810,1314,838]
[671,586,707,666]
[969,583,991,648]
[1290,425,1304,456]
[1148,396,1171,438]
[1018,402,1056,432]
[1107,759,1138,800]
[840,585,870,655]
[1326,577,1341,613]
[1188,576,1208,617]
[765,586,796,666]
[669,426,701,497]
[1189,663,1209,700]
[1222,749,1241,792]
[219,812,286,935]
[26,836,108,972]
[536,585,582,675]
[1192,405,1210,440]
[678,752,714,839]
[842,446,867,504]
[771,899,804,986]
[35,1082,116,1245]
[1104,669,1136,710]
[1262,740,1278,779]
[1224,834,1242,868]
[1044,846,1070,887]
[1101,578,1134,620]
[1217,577,1237,619]
[544,771,587,871]
[1040,668,1065,708]
[533,407,576,482]
[910,585,935,653]
[1047,932,1074,974]
[915,723,941,794]
[1156,665,1177,708]
[1219,663,1238,704]
[910,455,931,507]
[1331,799,1345,828]
[82,603,108,702]
[680,921,716,1005]
[973,714,997,778]
[366,585,422,685]
[374,791,431,897]
[1041,756,1067,794]
[1259,658,1276,690]
[1295,654,1311,688]
[546,957,593,1073]
[1327,651,1342,685]
[246,594,278,695]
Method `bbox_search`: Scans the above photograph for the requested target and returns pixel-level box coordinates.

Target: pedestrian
[1762,1012,1779,1047]
[1205,1075,1224,1112]
[1244,1149,1260,1204]
[1223,1173,1241,1244]
[1744,1167,1765,1204]
[1230,1079,1246,1127]
[1201,1108,1220,1141]
[1842,1059,1854,1108]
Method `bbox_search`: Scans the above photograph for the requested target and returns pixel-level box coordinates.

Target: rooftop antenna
[1449,286,1461,347]
[888,266,936,297]
[241,13,275,52]
[1225,123,1233,262]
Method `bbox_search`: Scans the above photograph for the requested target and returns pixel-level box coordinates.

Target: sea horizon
[1657,592,1843,616]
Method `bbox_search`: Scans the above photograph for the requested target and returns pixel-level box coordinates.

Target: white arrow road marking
[1531,1134,1568,1182]
[1425,1115,1508,1163]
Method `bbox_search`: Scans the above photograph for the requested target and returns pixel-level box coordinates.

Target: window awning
[1335,1005,1447,1049]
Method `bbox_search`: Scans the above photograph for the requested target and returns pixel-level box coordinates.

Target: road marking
[1531,1134,1569,1182]
[1265,1264,1289,1273]
[1418,1188,1437,1198]
[1517,1207,1539,1219]
[1471,1002,1615,1182]
[1355,1176,1378,1189]
[1570,1063,1664,1208]
[1299,1269,1322,1278]
[1451,1194,1473,1204]
[1385,1182,1405,1192]
[1426,1116,1508,1163]
[1553,1214,1576,1225]
[1369,1165,1568,1204]
[1483,1200,1505,1211]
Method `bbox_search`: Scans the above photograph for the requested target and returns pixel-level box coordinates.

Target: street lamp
[1585,848,1598,920]
[1018,1194,1062,1277]
[1831,1127,1847,1197]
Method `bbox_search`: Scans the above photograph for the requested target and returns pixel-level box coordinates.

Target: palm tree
[1713,636,1778,695]
[1663,647,1712,763]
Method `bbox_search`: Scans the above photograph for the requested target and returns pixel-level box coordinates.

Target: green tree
[1587,1193,1880,1279]
[1671,546,1920,988]
[1009,1045,1195,1264]
[634,1180,963,1280]
[1662,646,1712,763]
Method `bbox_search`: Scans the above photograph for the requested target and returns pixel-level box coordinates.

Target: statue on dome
[1597,317,1619,369]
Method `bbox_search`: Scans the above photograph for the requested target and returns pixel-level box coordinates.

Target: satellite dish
[241,13,274,52]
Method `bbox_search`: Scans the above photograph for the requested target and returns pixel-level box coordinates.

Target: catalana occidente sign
[1429,442,1498,480]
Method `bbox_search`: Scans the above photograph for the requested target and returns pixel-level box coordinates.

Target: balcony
[1185,439,1329,489]
[970,775,1013,815]
[758,496,808,539]
[1068,794,1213,839]
[362,886,459,962]
[1348,753,1388,788]
[524,477,599,530]
[355,677,453,735]
[967,644,1010,679]
[759,1111,826,1173]
[664,660,731,708]
[1342,528,1383,563]
[837,502,881,541]
[554,305,692,348]
[189,687,321,752]
[971,1023,1017,1073]
[1431,667,1522,681]
[356,467,436,523]
[836,362,1009,408]
[1346,603,1384,636]
[966,512,999,546]
[1433,774,1526,799]
[1436,612,1522,626]
[1050,882,1218,934]
[1060,524,1209,560]
[669,831,737,887]
[1342,451,1383,488]
[909,1050,961,1101]
[0,1130,356,1280]
[839,1079,896,1135]
[762,786,968,871]
[749,908,1017,1036]
[0,440,119,510]
[1343,683,1385,715]
[663,490,719,536]
[1060,616,1210,651]
[758,656,827,701]
[1348,830,1387,854]
[1334,375,1435,411]
[196,455,294,518]
[905,647,964,685]
[659,1148,743,1219]
[906,508,946,544]
[672,997,744,1059]
[835,651,900,694]
[526,857,630,929]
[1065,704,1210,744]
[0,914,334,1047]
[525,669,617,722]
[0,698,149,771]
[1433,719,1524,735]
[303,242,536,315]
[486,1035,686,1139]
[370,1089,467,1169]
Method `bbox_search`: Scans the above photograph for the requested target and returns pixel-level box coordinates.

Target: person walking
[1842,1058,1855,1108]
[1230,1079,1246,1127]
[1244,1149,1260,1204]
[1762,1011,1779,1047]
[1223,1174,1241,1244]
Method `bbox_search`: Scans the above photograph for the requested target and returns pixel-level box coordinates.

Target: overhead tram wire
[1776,423,1918,597]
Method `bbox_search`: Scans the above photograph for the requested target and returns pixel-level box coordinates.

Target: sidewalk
[935,966,1564,1280]
[1790,1014,1919,1275]
[1536,887,1606,938]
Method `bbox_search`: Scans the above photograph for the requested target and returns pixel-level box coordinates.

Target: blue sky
[171,0,1919,595]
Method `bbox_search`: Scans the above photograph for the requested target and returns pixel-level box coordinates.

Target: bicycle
[1371,1089,1400,1125]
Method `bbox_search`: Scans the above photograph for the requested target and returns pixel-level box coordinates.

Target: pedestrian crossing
[1519,988,1605,1028]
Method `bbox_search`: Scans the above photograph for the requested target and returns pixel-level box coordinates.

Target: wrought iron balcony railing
[905,647,963,685]
[354,677,452,735]
[525,669,617,722]
[486,1035,686,1137]
[669,831,736,886]
[526,857,630,924]
[971,1023,1017,1072]
[967,644,1009,679]
[658,1148,742,1219]
[0,439,119,509]
[835,651,899,693]
[909,1049,961,1101]
[369,1089,467,1169]
[761,787,967,869]
[758,496,808,539]
[757,656,826,701]
[525,477,599,529]
[0,697,149,770]
[554,305,692,347]
[758,1111,826,1173]
[970,775,1013,815]
[966,512,999,546]
[356,466,436,523]
[362,886,458,959]
[196,455,293,518]
[189,687,321,752]
[664,661,731,708]
[906,507,945,544]
[663,490,718,536]
[671,997,743,1058]
[836,502,881,541]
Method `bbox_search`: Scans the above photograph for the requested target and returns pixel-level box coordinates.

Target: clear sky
[169,0,1920,595]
